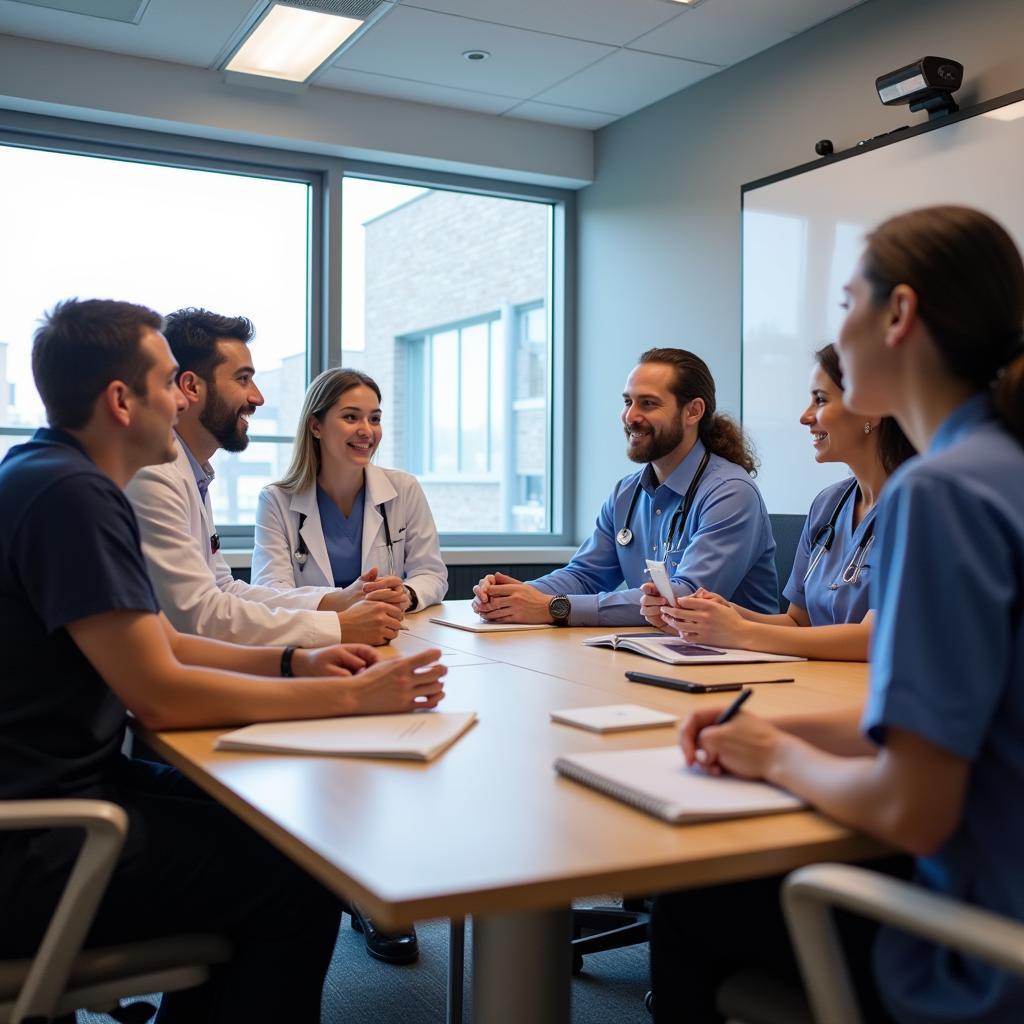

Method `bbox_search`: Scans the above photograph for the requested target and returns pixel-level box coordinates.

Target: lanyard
[616,448,711,550]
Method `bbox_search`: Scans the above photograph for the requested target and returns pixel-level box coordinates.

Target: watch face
[550,597,571,620]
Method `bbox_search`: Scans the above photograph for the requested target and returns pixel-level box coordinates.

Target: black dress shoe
[350,903,419,965]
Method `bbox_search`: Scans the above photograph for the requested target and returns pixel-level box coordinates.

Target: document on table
[555,746,804,824]
[215,711,477,761]
[429,602,554,633]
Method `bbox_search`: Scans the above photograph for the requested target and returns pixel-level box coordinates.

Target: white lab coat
[253,464,448,610]
[126,440,341,647]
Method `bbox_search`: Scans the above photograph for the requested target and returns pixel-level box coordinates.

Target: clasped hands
[471,572,554,624]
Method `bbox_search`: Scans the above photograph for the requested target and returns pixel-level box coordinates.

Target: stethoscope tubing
[294,503,395,576]
[615,448,711,553]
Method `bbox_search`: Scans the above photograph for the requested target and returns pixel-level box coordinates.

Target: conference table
[146,601,885,1024]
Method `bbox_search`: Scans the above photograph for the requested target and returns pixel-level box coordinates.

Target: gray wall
[574,0,1024,536]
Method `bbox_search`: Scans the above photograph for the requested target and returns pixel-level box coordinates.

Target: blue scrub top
[316,484,365,588]
[529,440,778,626]
[863,395,1024,1024]
[783,477,877,626]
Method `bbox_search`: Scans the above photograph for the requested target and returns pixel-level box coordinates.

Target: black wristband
[280,645,298,678]
[405,585,419,611]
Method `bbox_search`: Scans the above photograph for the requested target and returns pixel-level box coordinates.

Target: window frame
[0,111,576,548]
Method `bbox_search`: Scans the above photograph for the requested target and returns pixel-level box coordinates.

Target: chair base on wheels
[570,899,650,975]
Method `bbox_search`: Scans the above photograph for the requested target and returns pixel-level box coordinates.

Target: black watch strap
[405,585,419,611]
[280,645,298,678]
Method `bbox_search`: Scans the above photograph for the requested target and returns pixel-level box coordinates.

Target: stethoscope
[803,479,876,587]
[616,448,711,552]
[294,502,396,577]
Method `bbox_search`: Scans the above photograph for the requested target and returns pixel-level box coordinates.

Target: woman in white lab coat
[253,367,447,963]
[253,368,447,615]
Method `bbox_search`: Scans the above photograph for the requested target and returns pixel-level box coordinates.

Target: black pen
[714,686,753,726]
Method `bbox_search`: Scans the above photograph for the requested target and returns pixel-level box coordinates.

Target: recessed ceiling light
[225,3,364,83]
[462,50,491,62]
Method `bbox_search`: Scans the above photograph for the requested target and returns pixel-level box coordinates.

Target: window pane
[430,330,458,474]
[0,143,311,525]
[343,176,553,534]
[459,322,489,475]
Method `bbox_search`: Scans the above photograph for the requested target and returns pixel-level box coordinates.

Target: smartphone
[624,671,743,694]
[644,559,676,603]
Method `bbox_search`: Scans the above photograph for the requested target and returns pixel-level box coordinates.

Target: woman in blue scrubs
[645,343,914,660]
[650,204,1024,1024]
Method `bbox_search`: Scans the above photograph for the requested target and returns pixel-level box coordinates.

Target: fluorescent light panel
[226,4,363,83]
[983,100,1024,122]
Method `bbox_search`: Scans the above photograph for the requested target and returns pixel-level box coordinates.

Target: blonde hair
[276,368,382,493]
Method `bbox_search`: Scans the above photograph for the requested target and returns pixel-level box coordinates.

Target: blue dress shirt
[316,484,365,589]
[783,477,878,626]
[530,440,778,626]
[863,395,1024,1024]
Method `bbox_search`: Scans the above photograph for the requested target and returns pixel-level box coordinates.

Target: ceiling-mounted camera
[876,57,963,121]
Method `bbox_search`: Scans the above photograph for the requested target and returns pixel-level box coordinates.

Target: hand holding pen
[679,687,785,779]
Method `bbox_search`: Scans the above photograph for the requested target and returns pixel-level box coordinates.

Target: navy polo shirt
[0,428,159,798]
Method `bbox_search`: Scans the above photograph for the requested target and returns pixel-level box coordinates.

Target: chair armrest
[783,862,1024,1024]
[0,799,128,1024]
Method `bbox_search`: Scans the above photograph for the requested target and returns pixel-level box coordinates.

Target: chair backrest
[769,513,806,612]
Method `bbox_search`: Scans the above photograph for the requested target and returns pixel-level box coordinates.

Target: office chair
[0,799,231,1024]
[782,862,1024,1024]
[570,898,650,974]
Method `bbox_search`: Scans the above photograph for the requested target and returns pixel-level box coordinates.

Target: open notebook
[215,711,477,762]
[582,632,805,665]
[555,746,804,824]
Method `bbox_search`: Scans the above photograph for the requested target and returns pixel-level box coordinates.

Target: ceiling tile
[503,101,618,131]
[317,65,516,114]
[333,4,614,99]
[631,0,864,65]
[535,48,718,117]
[397,0,682,47]
[0,0,256,67]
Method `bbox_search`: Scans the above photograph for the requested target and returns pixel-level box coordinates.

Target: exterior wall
[359,189,549,532]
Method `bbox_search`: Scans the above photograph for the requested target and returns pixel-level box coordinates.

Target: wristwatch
[404,585,419,611]
[548,594,571,626]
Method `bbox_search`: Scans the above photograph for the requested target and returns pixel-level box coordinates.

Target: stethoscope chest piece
[616,527,633,546]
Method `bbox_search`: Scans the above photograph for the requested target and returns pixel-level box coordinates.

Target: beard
[624,418,685,464]
[200,388,253,453]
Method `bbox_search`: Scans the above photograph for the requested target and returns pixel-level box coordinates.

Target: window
[0,120,572,544]
[341,177,556,536]
[0,141,313,529]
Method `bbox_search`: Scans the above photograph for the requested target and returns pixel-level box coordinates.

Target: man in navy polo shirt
[0,299,447,1022]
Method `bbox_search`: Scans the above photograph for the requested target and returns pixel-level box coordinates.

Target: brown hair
[862,205,1024,444]
[815,343,916,475]
[639,347,758,475]
[276,368,382,493]
[32,298,162,429]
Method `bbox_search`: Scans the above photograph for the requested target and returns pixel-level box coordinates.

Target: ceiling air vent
[276,0,387,18]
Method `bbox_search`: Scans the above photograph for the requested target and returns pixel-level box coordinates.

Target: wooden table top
[148,602,884,928]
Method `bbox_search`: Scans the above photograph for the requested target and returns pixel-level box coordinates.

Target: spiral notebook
[555,746,804,824]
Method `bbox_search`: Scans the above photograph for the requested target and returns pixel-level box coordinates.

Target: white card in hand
[550,704,679,734]
[645,559,676,603]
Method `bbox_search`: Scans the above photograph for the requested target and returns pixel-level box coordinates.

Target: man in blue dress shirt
[473,348,778,627]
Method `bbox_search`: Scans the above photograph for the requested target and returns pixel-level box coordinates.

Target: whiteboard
[742,91,1024,514]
